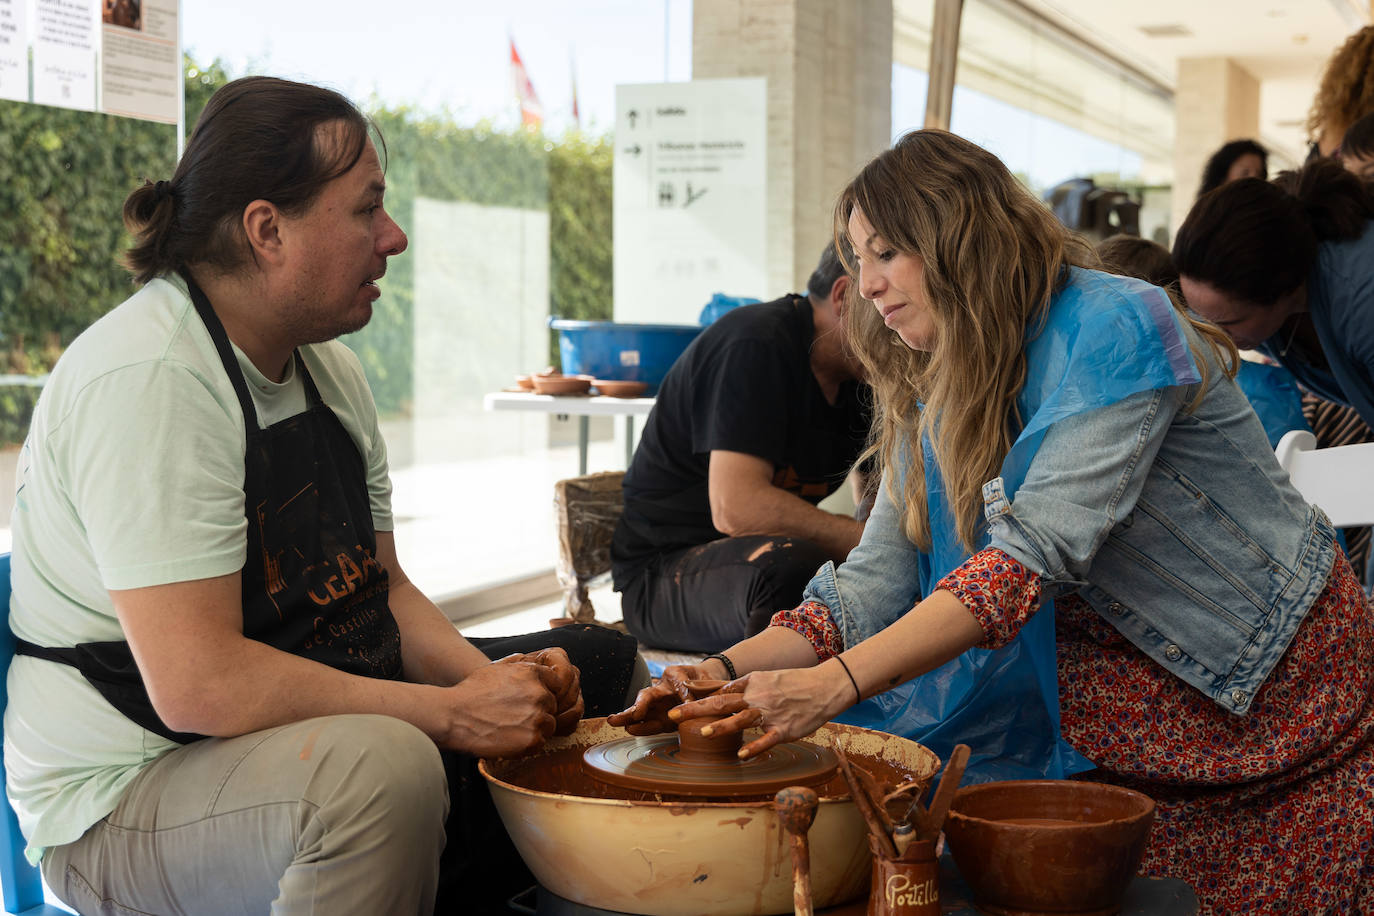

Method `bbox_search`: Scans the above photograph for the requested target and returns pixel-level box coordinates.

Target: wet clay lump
[581,714,840,797]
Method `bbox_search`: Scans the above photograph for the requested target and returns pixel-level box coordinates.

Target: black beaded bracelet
[703,652,737,681]
[834,655,862,702]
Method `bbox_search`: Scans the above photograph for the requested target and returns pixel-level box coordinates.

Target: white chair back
[1275,429,1374,528]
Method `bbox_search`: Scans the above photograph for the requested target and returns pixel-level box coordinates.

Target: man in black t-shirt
[611,243,871,652]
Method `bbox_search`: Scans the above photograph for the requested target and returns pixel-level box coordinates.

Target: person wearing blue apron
[612,131,1374,913]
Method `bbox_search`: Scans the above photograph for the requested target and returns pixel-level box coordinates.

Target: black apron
[17,277,403,743]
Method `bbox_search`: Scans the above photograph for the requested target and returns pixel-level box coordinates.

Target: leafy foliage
[550,133,614,328]
[0,55,613,431]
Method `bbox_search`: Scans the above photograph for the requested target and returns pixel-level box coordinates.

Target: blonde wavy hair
[836,130,1236,553]
[1307,26,1374,153]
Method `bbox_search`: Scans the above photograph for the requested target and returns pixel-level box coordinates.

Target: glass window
[0,1,695,613]
[893,0,1175,243]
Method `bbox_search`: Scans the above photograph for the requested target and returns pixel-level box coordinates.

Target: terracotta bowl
[514,374,535,390]
[943,780,1156,916]
[592,378,649,398]
[531,374,592,395]
[481,717,939,916]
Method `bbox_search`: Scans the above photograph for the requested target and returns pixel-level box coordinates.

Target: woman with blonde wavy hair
[611,131,1374,912]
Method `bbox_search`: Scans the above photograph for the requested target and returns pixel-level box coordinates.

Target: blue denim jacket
[805,289,1336,719]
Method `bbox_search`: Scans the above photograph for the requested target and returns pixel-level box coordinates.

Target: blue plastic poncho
[1234,360,1311,448]
[834,269,1202,783]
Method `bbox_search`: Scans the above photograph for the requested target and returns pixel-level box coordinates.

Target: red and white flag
[510,38,543,129]
[570,50,580,128]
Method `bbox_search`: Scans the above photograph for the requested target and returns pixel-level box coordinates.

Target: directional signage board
[613,78,767,325]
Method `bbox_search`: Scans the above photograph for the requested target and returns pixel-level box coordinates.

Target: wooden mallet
[774,785,820,916]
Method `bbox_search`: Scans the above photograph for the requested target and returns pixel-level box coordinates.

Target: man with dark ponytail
[5,76,638,914]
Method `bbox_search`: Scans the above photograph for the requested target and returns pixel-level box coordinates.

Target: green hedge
[0,55,613,432]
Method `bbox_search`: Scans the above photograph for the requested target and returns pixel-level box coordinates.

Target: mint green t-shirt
[4,276,394,861]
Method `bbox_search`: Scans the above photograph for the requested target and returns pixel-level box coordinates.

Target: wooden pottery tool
[882,779,929,811]
[833,742,899,859]
[865,746,961,916]
[911,743,970,844]
[891,821,916,857]
[774,786,820,916]
[849,752,898,834]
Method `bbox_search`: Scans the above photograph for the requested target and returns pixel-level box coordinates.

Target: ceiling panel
[1023,0,1360,159]
[896,0,1368,163]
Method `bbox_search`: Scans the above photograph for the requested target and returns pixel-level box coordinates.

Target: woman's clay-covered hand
[446,659,558,757]
[606,663,717,735]
[498,648,584,736]
[667,665,853,758]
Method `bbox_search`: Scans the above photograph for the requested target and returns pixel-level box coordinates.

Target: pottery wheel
[582,729,837,798]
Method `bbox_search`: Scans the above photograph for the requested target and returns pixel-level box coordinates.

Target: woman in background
[1308,25,1374,159]
[1340,110,1374,181]
[1175,159,1374,431]
[1197,139,1267,198]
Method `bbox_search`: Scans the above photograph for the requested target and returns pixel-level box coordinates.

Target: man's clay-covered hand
[525,648,584,735]
[498,649,584,736]
[606,663,715,735]
[447,660,557,758]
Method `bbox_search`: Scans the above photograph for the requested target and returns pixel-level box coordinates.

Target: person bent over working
[611,242,872,653]
[1176,159,1374,433]
[5,76,638,915]
[612,130,1374,914]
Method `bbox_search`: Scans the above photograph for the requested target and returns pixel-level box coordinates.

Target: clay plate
[532,375,592,395]
[943,779,1156,916]
[592,379,649,398]
[515,374,535,390]
[581,727,837,797]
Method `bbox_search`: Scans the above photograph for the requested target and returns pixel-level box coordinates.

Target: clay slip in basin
[943,780,1155,916]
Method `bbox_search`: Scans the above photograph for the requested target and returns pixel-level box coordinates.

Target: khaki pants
[42,714,448,916]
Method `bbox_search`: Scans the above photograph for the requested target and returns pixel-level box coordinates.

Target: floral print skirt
[1058,549,1374,914]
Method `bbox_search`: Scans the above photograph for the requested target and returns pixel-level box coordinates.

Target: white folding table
[483,391,656,474]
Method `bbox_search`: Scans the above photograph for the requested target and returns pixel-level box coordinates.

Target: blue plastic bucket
[698,293,761,325]
[548,319,702,395]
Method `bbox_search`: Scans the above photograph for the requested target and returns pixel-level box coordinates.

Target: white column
[693,0,893,293]
[1171,57,1261,235]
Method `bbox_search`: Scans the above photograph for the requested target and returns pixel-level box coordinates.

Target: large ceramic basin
[480,717,939,916]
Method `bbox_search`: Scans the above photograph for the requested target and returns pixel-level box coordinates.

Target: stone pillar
[693,0,893,294]
[1171,57,1261,234]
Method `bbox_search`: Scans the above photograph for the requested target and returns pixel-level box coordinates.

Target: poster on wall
[612,78,767,326]
[101,0,179,123]
[33,0,97,111]
[11,0,180,123]
[0,0,27,102]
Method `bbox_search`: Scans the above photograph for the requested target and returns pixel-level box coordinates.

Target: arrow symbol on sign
[628,109,638,128]
[624,144,642,156]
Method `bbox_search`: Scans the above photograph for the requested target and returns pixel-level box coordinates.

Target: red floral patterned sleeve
[935,547,1043,649]
[769,600,844,661]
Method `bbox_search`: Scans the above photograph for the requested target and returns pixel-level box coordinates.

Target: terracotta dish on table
[514,374,535,390]
[592,379,649,398]
[943,779,1156,916]
[531,374,592,395]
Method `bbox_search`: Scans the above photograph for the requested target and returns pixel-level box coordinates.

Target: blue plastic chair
[0,554,72,914]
